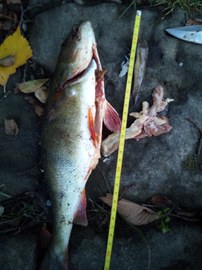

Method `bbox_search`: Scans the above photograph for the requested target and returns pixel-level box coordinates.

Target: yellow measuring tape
[104,10,142,270]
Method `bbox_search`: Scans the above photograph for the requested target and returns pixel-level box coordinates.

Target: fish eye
[73,26,79,33]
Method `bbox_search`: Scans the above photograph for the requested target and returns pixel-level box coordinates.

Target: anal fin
[74,190,88,227]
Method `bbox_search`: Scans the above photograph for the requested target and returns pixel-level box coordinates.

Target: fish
[40,21,121,270]
[132,42,148,104]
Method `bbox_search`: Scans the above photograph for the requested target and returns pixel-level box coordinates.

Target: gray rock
[0,233,37,270]
[70,223,202,270]
[0,93,40,200]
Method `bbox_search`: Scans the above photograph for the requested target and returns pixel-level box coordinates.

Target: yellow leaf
[0,27,32,85]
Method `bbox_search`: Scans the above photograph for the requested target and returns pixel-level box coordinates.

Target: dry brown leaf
[186,17,202,26]
[18,78,49,94]
[150,195,172,207]
[100,193,159,226]
[4,118,19,135]
[0,55,15,67]
[24,95,45,117]
[34,105,44,117]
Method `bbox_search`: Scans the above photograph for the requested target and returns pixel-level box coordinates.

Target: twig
[186,118,202,136]
[15,165,39,175]
[3,84,6,94]
[97,165,112,194]
[19,5,41,32]
[0,90,12,103]
[170,213,199,222]
[0,191,12,199]
[88,198,109,214]
[116,0,136,21]
[186,118,202,155]
[197,138,202,155]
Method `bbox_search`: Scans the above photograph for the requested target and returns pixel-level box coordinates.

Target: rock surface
[30,2,202,208]
[0,2,202,270]
[0,233,37,270]
[70,223,202,270]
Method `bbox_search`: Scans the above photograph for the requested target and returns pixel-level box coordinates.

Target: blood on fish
[54,87,63,101]
[95,69,107,82]
[88,107,98,146]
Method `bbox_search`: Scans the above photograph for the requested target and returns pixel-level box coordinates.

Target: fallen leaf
[132,42,148,101]
[0,55,14,67]
[100,193,159,226]
[150,195,172,207]
[0,26,32,85]
[24,95,45,117]
[0,205,4,216]
[34,86,49,103]
[34,105,44,117]
[4,118,19,135]
[186,17,202,26]
[18,78,49,94]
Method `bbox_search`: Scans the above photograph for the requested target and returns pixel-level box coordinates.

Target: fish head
[69,21,96,53]
[58,21,96,82]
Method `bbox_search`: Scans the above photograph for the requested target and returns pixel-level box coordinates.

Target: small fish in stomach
[40,21,121,270]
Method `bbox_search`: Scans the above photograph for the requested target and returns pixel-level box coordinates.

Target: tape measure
[104,10,142,270]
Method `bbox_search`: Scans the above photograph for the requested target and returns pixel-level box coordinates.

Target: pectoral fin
[104,100,121,132]
[88,107,99,147]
